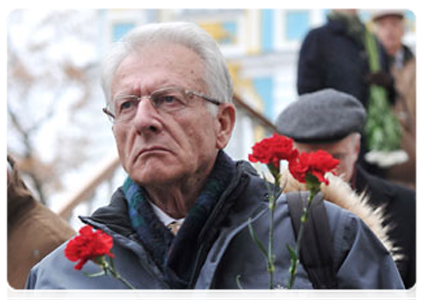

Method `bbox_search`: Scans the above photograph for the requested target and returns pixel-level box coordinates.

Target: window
[112,22,135,42]
[285,11,310,41]
[253,77,274,119]
[221,22,238,45]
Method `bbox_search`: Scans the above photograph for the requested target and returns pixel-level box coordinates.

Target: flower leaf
[286,244,297,262]
[83,270,106,278]
[108,253,115,270]
[236,275,253,300]
[247,218,268,261]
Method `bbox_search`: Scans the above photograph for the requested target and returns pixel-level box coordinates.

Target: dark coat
[297,17,393,109]
[402,45,415,65]
[354,166,416,288]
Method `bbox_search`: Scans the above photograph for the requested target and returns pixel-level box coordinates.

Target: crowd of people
[8,9,415,290]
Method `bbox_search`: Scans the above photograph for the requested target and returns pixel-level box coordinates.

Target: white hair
[100,22,233,113]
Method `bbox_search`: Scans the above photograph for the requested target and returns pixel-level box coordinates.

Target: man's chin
[129,167,180,186]
[131,153,166,168]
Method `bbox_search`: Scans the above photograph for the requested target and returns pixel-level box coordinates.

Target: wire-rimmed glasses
[102,86,221,124]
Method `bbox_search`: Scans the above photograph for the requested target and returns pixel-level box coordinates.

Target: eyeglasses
[102,86,221,124]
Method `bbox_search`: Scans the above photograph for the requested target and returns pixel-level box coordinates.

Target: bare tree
[7,10,104,206]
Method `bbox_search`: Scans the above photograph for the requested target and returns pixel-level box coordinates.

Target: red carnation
[65,225,114,270]
[248,134,298,170]
[289,150,339,185]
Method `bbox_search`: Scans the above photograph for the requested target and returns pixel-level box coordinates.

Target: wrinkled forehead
[111,43,207,96]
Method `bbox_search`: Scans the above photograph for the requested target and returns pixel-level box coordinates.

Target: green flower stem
[287,176,320,289]
[267,169,280,300]
[268,192,276,289]
[102,259,136,289]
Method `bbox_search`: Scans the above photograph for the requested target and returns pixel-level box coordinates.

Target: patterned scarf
[327,11,365,45]
[122,151,236,288]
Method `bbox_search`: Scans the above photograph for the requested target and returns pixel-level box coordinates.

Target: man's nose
[131,97,163,134]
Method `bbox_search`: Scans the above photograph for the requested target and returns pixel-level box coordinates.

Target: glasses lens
[114,95,140,123]
[107,87,194,123]
[151,88,187,112]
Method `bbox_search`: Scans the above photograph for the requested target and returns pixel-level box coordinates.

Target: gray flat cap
[276,89,366,143]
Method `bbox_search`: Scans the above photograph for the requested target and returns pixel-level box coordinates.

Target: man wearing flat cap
[276,88,416,288]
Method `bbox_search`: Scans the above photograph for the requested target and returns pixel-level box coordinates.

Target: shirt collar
[149,200,184,227]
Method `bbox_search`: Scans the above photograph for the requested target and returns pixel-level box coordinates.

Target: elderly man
[372,10,414,70]
[26,22,403,289]
[276,88,415,288]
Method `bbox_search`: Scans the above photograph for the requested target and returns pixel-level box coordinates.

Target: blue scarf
[122,151,236,288]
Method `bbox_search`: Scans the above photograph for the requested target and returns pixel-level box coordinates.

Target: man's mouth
[136,146,170,159]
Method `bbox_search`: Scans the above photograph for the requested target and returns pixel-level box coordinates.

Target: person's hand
[365,71,393,88]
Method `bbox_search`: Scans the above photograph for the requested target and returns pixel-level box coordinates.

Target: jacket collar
[80,187,135,238]
[283,167,398,261]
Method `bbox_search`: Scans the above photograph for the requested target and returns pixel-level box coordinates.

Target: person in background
[297,9,395,111]
[7,154,75,289]
[25,22,403,289]
[372,10,414,70]
[297,9,396,178]
[372,10,416,188]
[276,88,416,288]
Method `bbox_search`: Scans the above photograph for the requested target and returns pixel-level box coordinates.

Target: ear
[351,134,361,163]
[215,103,236,149]
[111,125,116,138]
